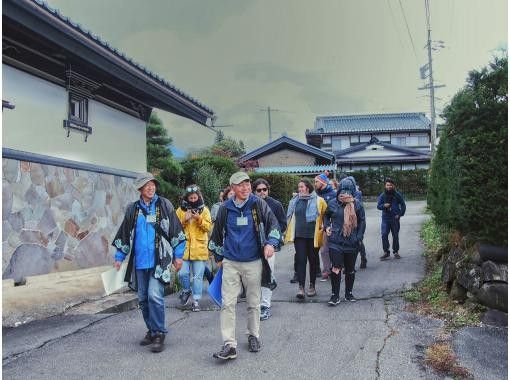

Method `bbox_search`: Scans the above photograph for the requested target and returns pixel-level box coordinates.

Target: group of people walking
[112,171,406,358]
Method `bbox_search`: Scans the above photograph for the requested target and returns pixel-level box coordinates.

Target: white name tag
[236,216,248,226]
[146,214,157,223]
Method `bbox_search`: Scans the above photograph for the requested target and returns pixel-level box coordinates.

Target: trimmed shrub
[247,172,301,210]
[342,168,429,198]
[428,56,507,245]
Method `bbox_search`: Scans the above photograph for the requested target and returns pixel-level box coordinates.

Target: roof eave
[6,0,214,125]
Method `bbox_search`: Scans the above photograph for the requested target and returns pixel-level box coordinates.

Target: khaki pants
[221,258,262,348]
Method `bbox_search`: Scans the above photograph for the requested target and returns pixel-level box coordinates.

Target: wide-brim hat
[229,171,250,185]
[134,172,160,190]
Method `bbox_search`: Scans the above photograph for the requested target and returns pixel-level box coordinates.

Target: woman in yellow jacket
[176,185,212,312]
[285,178,327,299]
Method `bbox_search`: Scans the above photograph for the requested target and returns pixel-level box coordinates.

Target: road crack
[375,299,398,379]
[3,314,115,365]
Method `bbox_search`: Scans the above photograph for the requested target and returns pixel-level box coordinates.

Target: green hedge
[345,168,428,198]
[247,173,301,210]
[428,56,507,245]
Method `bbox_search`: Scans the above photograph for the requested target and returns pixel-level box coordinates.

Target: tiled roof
[254,164,336,174]
[335,137,431,158]
[31,0,213,115]
[239,136,334,162]
[308,112,431,134]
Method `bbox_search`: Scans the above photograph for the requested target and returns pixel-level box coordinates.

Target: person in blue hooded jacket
[324,178,366,305]
[377,178,406,260]
[346,176,368,269]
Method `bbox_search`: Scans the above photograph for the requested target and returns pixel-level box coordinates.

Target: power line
[386,0,406,51]
[398,0,419,66]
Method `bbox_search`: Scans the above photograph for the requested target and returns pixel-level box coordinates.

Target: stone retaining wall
[442,241,508,313]
[2,158,138,282]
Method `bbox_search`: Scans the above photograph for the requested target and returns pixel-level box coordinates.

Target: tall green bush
[248,172,301,210]
[340,168,429,198]
[428,56,507,244]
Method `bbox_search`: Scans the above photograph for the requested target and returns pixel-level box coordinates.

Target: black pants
[329,249,357,297]
[359,240,366,262]
[294,238,318,287]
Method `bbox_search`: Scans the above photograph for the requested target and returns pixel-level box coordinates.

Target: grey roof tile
[31,0,213,114]
[309,112,431,134]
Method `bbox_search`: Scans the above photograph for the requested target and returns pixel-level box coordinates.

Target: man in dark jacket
[377,178,406,260]
[209,172,280,360]
[113,173,185,353]
[314,172,336,281]
[252,178,286,321]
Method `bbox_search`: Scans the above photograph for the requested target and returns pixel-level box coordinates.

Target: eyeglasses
[186,186,198,192]
[255,188,268,193]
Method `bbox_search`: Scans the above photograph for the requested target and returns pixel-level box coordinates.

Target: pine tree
[146,112,183,202]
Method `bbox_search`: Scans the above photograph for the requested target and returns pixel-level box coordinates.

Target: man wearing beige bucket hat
[112,172,186,353]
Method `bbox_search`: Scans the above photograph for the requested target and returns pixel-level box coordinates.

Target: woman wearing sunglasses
[176,185,212,311]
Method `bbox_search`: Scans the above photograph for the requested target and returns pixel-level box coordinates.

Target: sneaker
[192,300,200,312]
[260,306,272,321]
[328,294,341,306]
[380,252,391,261]
[290,272,298,283]
[360,259,367,269]
[307,284,316,297]
[319,271,329,282]
[213,344,237,360]
[150,332,165,353]
[248,335,261,352]
[179,290,191,306]
[296,286,305,300]
[393,252,401,259]
[345,292,357,302]
[139,331,153,346]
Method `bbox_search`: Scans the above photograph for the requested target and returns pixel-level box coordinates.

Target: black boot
[151,332,165,353]
[345,272,356,302]
[330,271,341,298]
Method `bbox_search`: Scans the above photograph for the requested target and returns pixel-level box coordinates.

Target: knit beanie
[315,171,329,186]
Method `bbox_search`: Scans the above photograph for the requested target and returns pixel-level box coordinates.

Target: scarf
[181,198,205,213]
[338,194,357,237]
[287,192,318,223]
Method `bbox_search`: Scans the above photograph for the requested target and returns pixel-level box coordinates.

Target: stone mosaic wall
[2,158,138,282]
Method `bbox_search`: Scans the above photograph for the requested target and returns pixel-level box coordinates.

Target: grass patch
[405,217,484,378]
[425,342,472,379]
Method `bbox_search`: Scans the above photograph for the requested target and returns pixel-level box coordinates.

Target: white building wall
[2,64,146,172]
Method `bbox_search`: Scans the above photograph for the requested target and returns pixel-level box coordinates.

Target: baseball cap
[229,171,250,185]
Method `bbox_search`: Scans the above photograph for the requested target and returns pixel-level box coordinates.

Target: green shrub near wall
[428,56,507,245]
[247,172,301,210]
[341,168,429,199]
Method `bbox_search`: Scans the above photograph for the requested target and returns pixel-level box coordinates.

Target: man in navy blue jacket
[209,172,280,360]
[252,178,286,321]
[377,178,406,260]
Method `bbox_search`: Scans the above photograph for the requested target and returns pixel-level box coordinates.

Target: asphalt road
[3,201,507,379]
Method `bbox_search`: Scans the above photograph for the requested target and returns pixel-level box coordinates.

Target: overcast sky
[48,0,507,152]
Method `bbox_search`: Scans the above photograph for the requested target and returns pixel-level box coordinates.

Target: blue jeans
[178,260,206,300]
[136,269,167,334]
[381,218,400,253]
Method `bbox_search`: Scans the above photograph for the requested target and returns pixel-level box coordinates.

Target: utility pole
[260,107,280,142]
[418,0,445,155]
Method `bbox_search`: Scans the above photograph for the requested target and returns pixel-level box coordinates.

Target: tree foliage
[146,112,183,202]
[428,56,508,244]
